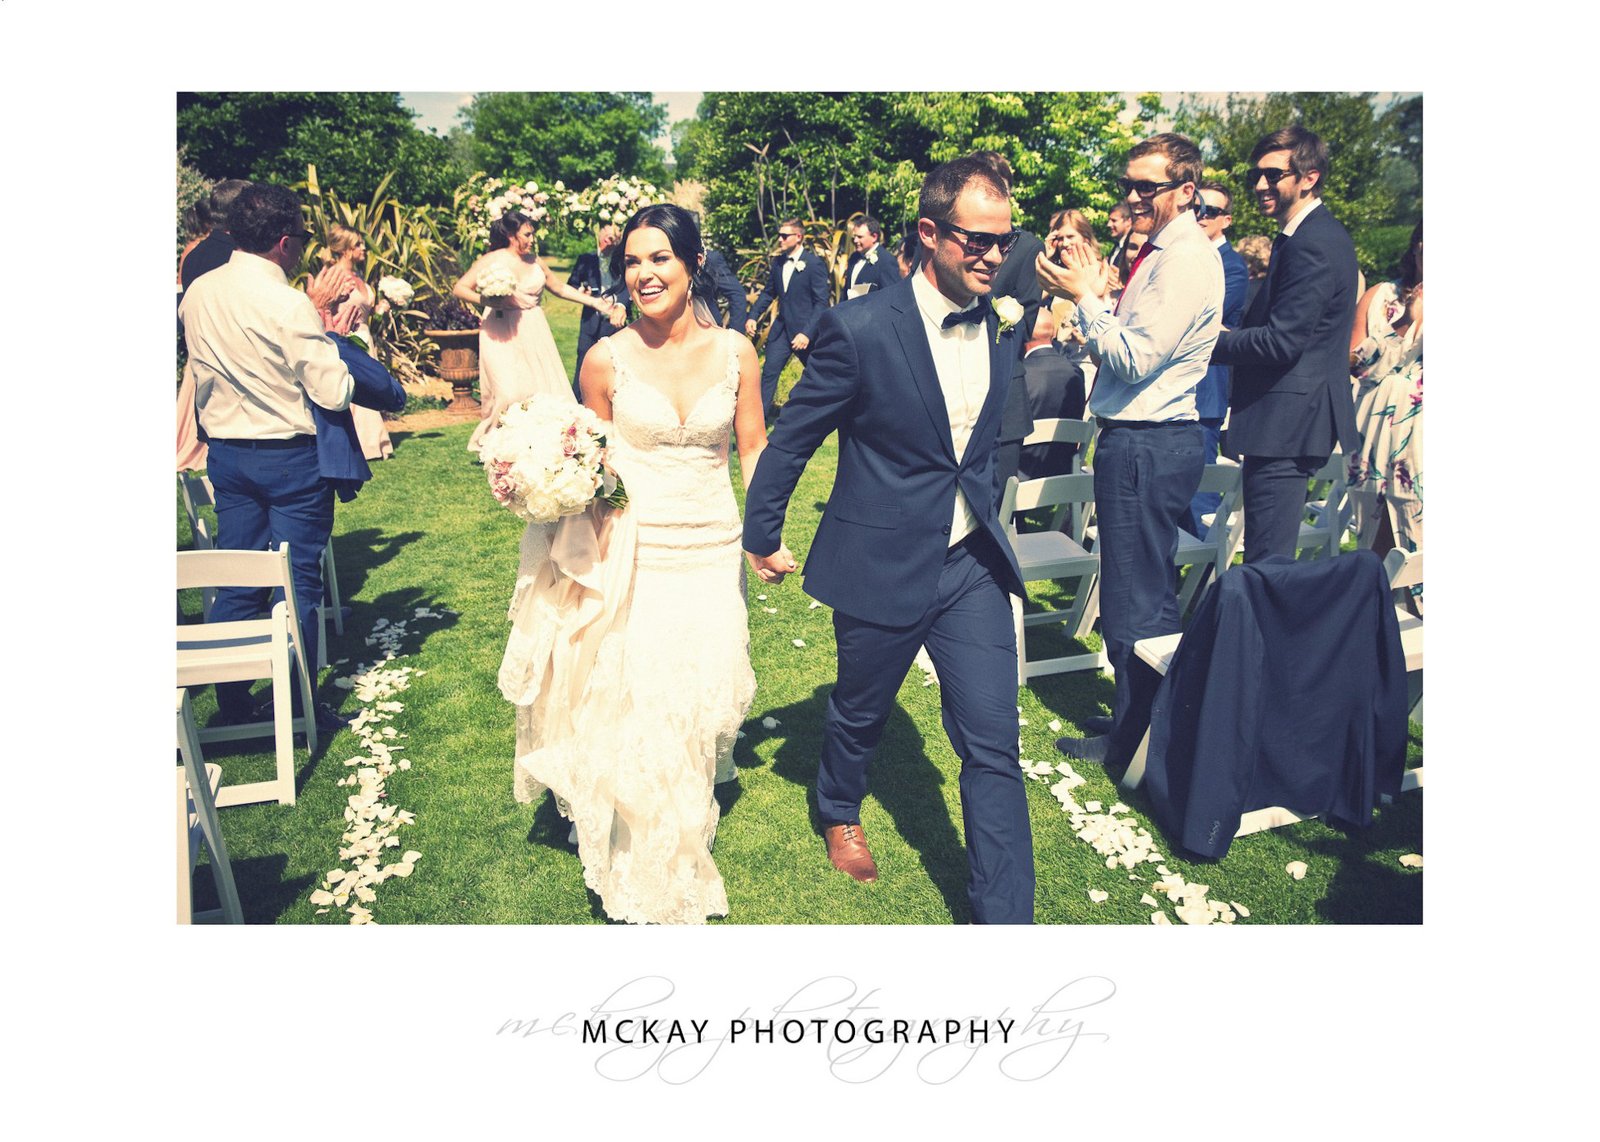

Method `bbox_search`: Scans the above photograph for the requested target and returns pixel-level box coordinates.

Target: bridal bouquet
[481,395,627,524]
[477,264,517,303]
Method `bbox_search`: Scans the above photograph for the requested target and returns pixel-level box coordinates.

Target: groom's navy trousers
[820,528,1034,925]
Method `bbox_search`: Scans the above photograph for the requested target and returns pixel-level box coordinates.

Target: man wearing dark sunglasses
[746,217,831,421]
[1211,125,1359,562]
[743,154,1035,923]
[1036,133,1222,772]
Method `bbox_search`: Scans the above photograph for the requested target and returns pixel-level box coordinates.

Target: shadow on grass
[322,586,461,672]
[327,527,424,603]
[387,429,448,451]
[1312,792,1425,924]
[761,684,973,923]
[192,852,315,924]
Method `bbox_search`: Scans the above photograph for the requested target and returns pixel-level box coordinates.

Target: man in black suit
[1212,126,1360,562]
[1105,201,1132,266]
[745,217,830,420]
[180,178,252,294]
[843,216,903,298]
[566,223,629,389]
[1188,181,1249,535]
[1017,307,1086,481]
[743,156,1034,923]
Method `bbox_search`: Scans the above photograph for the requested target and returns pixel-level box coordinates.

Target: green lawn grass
[179,288,1423,925]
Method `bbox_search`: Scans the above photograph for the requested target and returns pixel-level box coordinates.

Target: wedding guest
[1235,234,1273,314]
[1017,305,1087,481]
[1346,220,1422,560]
[1038,133,1221,772]
[180,178,252,293]
[567,222,630,389]
[894,224,920,277]
[1105,201,1133,267]
[744,154,1035,923]
[701,240,749,329]
[178,201,211,286]
[180,183,367,731]
[1212,125,1360,562]
[844,215,902,297]
[1044,208,1109,396]
[1187,182,1249,535]
[319,224,394,461]
[745,217,830,421]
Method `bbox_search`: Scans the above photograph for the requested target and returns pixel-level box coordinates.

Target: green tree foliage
[685,91,1157,257]
[177,93,463,206]
[176,145,211,252]
[1170,92,1421,277]
[460,92,669,190]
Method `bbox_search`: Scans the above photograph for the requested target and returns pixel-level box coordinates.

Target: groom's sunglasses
[934,220,1022,258]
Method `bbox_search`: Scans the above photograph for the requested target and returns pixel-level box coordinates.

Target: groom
[743,155,1035,924]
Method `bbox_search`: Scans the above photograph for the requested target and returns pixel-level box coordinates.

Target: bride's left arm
[732,335,767,490]
[540,255,622,319]
[579,335,615,421]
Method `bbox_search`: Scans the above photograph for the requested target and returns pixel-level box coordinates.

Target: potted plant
[412,295,482,413]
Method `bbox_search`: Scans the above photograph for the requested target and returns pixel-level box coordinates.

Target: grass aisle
[181,289,1423,925]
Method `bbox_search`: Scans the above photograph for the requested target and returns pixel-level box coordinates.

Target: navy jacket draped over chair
[1141,551,1408,859]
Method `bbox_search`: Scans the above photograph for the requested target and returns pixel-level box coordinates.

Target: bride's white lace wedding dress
[499,330,755,924]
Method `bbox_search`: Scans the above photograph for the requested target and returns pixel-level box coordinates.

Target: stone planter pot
[424,328,481,413]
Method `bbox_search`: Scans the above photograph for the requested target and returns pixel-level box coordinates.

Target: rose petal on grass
[763,607,777,614]
[792,639,806,648]
[1285,861,1308,880]
[761,716,780,730]
[1047,720,1062,732]
[1140,893,1159,908]
[1088,889,1109,903]
[1399,853,1423,869]
[1150,912,1171,925]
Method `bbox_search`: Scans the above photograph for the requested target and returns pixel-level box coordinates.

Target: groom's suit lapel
[888,285,958,463]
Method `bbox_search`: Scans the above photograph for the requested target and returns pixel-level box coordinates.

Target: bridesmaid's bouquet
[477,265,517,304]
[480,395,627,524]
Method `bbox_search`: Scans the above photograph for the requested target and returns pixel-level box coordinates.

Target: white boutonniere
[866,249,878,264]
[993,295,1024,343]
[793,259,806,271]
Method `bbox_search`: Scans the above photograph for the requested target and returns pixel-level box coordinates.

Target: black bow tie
[942,299,989,330]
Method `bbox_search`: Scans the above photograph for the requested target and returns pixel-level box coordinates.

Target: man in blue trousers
[181,183,400,731]
[743,155,1034,924]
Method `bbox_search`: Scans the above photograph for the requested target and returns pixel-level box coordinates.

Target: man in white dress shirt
[181,183,359,730]
[1037,133,1222,771]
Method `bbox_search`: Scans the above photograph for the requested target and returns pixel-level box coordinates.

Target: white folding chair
[1174,461,1244,614]
[999,473,1107,685]
[176,689,243,923]
[1017,418,1096,538]
[178,472,340,668]
[1384,548,1425,790]
[177,544,317,807]
[1296,452,1351,559]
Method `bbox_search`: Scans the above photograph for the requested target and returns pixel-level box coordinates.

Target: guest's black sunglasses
[1193,203,1230,220]
[934,220,1022,258]
[1246,167,1296,186]
[1117,177,1184,198]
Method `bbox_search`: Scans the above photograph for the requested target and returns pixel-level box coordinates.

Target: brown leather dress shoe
[824,823,878,883]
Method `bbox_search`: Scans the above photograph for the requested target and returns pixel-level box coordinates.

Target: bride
[500,203,790,924]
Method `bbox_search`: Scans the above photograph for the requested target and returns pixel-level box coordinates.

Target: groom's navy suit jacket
[743,276,1026,628]
[1213,205,1359,458]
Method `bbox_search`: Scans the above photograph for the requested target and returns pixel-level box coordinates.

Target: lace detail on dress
[506,329,754,924]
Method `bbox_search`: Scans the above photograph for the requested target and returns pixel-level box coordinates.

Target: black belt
[211,435,316,449]
[1095,418,1198,430]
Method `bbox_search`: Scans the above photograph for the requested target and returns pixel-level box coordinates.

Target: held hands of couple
[1036,243,1107,305]
[744,543,799,585]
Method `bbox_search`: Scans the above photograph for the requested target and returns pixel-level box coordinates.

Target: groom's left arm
[742,307,860,558]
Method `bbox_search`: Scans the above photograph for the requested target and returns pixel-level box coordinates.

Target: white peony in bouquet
[480,395,628,524]
[377,276,414,307]
[477,264,517,305]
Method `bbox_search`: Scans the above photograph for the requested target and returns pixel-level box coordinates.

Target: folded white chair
[176,543,316,807]
[176,688,243,923]
[178,471,339,669]
[999,473,1107,685]
[1297,452,1351,559]
[1174,460,1244,614]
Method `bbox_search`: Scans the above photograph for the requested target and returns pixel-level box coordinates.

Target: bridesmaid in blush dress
[453,211,623,454]
[321,225,394,461]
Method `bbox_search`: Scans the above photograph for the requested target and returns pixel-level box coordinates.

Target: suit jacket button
[942,525,952,536]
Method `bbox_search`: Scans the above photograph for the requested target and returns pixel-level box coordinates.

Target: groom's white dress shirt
[911,271,988,547]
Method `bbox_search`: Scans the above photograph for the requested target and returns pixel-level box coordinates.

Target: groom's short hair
[228,184,305,254]
[918,156,1009,224]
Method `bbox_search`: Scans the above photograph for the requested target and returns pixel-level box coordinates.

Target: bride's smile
[622,227,689,316]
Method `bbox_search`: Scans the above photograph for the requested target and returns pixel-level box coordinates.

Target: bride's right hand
[745,543,799,585]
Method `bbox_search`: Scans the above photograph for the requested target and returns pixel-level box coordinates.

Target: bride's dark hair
[488,210,531,252]
[611,203,719,322]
